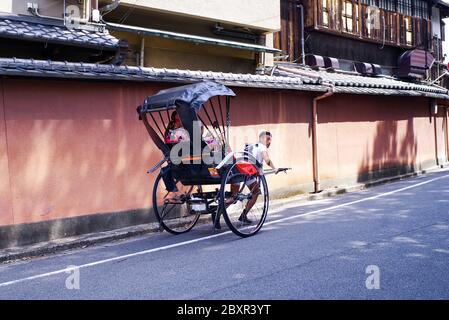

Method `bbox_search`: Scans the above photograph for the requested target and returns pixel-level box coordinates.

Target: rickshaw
[137,81,288,237]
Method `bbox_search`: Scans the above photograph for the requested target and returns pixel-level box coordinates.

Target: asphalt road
[1,169,449,299]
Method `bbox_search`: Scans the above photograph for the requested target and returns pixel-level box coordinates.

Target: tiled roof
[273,64,449,97]
[0,58,327,92]
[0,58,447,99]
[0,15,119,50]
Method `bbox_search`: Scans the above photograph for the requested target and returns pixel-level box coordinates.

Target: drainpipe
[445,107,449,163]
[296,4,305,65]
[274,64,331,192]
[140,37,145,67]
[28,6,63,21]
[434,114,439,166]
[312,83,334,193]
[432,99,439,166]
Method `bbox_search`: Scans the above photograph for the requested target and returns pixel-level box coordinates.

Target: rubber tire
[219,163,269,237]
[152,172,201,235]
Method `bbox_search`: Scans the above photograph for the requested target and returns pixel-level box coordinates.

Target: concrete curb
[0,223,161,264]
[1,165,447,264]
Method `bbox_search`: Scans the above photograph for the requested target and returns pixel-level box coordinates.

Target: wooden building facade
[275,0,448,75]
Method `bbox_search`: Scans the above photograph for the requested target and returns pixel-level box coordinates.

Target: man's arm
[262,151,277,172]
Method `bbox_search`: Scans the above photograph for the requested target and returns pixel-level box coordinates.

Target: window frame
[412,0,429,20]
[404,15,413,45]
[321,0,330,27]
[342,0,355,33]
[398,0,413,16]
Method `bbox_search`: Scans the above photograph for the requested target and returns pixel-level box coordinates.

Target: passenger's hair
[259,131,272,138]
[170,110,178,121]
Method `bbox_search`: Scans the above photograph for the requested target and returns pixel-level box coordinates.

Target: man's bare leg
[215,183,240,229]
[239,181,260,223]
[225,183,240,205]
[245,182,260,212]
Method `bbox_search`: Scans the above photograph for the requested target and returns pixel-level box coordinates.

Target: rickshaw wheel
[219,159,269,237]
[152,173,202,234]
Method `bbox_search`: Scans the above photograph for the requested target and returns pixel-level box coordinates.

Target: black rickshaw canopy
[141,80,236,112]
[138,81,235,158]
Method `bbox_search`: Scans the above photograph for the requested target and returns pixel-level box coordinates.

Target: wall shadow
[357,118,418,183]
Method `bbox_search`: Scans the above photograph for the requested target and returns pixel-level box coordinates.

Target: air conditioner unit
[396,49,435,80]
[64,0,92,26]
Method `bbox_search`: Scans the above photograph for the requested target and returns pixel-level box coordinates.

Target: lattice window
[385,12,397,42]
[378,0,396,11]
[322,0,330,27]
[413,0,429,19]
[404,16,413,45]
[361,0,377,6]
[398,0,413,16]
[342,0,354,32]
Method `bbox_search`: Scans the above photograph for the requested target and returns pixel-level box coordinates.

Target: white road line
[265,172,449,226]
[1,172,448,288]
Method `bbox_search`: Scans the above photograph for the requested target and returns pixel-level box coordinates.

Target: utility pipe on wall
[99,0,120,14]
[312,83,334,193]
[275,65,331,193]
[140,37,145,67]
[432,99,440,166]
[434,114,439,166]
[296,4,305,65]
[445,107,449,163]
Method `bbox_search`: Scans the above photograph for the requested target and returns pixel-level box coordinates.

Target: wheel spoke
[153,172,201,234]
[160,203,176,220]
[221,161,268,237]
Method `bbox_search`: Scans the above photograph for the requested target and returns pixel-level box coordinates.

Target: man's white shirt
[250,142,267,165]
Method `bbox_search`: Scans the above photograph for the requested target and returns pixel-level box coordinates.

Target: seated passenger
[203,131,221,151]
[165,111,189,144]
[166,111,221,150]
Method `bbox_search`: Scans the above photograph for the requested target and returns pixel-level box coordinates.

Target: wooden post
[358,0,362,37]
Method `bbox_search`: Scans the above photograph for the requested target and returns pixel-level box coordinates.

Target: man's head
[259,130,272,148]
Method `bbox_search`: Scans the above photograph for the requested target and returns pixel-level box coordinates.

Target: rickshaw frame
[137,81,272,237]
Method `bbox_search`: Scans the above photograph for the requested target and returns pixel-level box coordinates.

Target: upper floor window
[361,0,377,6]
[413,0,429,19]
[385,12,397,42]
[404,16,413,45]
[378,0,396,11]
[342,0,354,32]
[322,0,330,27]
[398,0,412,16]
